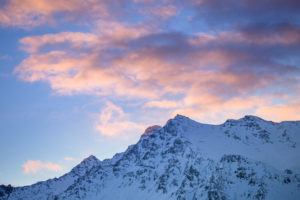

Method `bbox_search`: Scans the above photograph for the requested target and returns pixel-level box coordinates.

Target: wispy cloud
[0,0,118,28]
[0,0,179,28]
[22,160,63,174]
[144,100,180,109]
[96,101,145,137]
[0,55,11,60]
[141,4,177,19]
[64,157,75,161]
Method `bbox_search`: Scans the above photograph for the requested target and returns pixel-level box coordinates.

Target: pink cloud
[172,96,266,123]
[15,23,293,101]
[22,160,63,174]
[13,19,300,123]
[144,100,180,109]
[256,100,300,122]
[96,102,145,137]
[172,93,300,124]
[64,157,75,161]
[0,0,180,28]
[141,4,177,19]
[95,20,152,45]
[14,23,161,98]
[20,32,99,53]
[0,0,111,28]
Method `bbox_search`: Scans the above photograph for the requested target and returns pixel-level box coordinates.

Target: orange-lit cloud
[0,0,180,28]
[14,25,300,123]
[14,22,159,98]
[20,32,99,53]
[172,96,267,123]
[0,0,111,28]
[22,160,63,174]
[64,157,75,161]
[10,0,300,125]
[144,100,180,109]
[256,101,300,122]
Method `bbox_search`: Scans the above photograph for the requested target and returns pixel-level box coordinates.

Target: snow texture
[2,115,300,200]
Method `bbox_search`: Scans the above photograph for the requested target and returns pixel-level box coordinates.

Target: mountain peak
[78,155,100,168]
[70,155,100,176]
[242,115,264,121]
[82,155,99,162]
[144,125,161,134]
[224,115,267,125]
[174,114,190,120]
[167,114,192,125]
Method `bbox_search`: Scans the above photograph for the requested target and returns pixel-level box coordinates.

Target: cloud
[191,0,300,27]
[11,0,300,123]
[16,28,298,98]
[172,95,266,123]
[0,55,11,60]
[22,160,63,174]
[0,0,117,28]
[96,101,145,137]
[64,157,75,161]
[14,22,159,98]
[0,0,179,28]
[19,32,99,53]
[144,100,180,109]
[14,24,300,122]
[236,23,300,46]
[141,4,177,19]
[256,100,300,122]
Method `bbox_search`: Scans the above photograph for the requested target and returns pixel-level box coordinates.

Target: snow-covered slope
[2,155,100,200]
[3,115,300,200]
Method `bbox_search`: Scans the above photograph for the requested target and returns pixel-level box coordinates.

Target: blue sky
[0,0,300,186]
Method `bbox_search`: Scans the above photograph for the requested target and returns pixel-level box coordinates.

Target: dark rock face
[0,185,13,199]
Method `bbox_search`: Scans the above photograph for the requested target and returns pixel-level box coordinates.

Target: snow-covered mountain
[2,115,300,200]
[1,155,101,200]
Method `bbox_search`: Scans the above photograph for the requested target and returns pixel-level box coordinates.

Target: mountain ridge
[1,115,300,200]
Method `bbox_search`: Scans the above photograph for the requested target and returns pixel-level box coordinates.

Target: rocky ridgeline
[2,115,300,200]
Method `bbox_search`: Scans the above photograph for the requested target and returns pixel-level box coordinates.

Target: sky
[0,0,300,186]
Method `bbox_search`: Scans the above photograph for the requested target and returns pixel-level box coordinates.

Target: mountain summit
[2,115,300,200]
